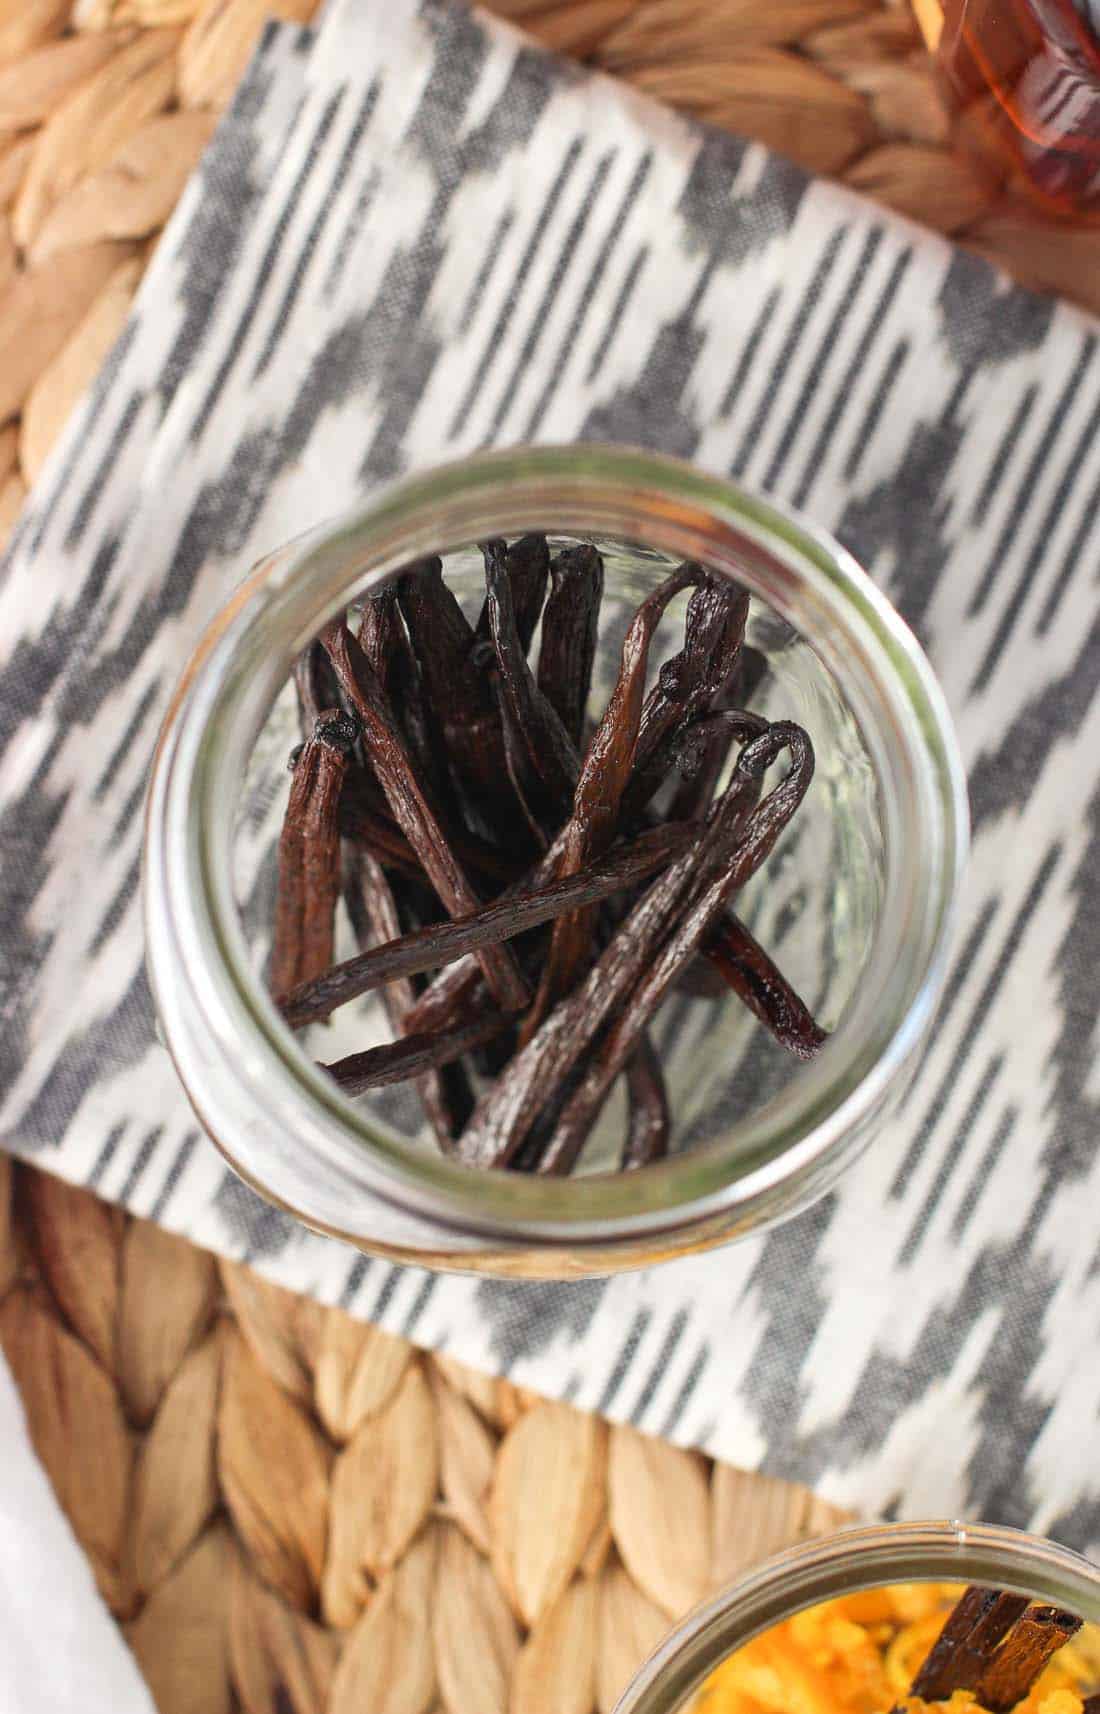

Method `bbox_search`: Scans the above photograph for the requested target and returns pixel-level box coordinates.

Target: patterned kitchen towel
[3,0,1100,1546]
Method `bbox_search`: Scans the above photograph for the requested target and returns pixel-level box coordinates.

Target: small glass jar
[615,1520,1100,1714]
[144,444,967,1278]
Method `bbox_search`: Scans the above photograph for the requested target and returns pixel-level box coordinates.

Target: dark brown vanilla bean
[272,536,828,1173]
[666,642,768,823]
[975,1609,1083,1714]
[320,1012,506,1097]
[537,542,604,745]
[910,1589,1032,1702]
[538,724,815,1174]
[401,792,597,1036]
[340,765,518,889]
[403,761,699,1043]
[474,531,549,657]
[396,556,519,835]
[293,640,345,737]
[357,581,405,684]
[404,959,489,1036]
[279,822,698,1030]
[344,852,473,1148]
[531,560,707,1023]
[704,916,827,1061]
[455,726,783,1171]
[634,575,750,781]
[483,537,579,830]
[622,1035,670,1168]
[319,619,529,1013]
[623,708,769,821]
[270,710,359,998]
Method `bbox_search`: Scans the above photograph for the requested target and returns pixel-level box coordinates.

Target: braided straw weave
[0,1,1093,1707]
[0,1156,850,1713]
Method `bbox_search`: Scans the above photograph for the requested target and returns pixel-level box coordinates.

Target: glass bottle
[916,0,1100,215]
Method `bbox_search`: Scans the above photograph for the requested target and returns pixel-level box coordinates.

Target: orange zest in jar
[695,1586,1100,1714]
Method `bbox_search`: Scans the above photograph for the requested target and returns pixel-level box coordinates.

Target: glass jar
[616,1520,1100,1714]
[143,444,967,1278]
[914,0,1100,217]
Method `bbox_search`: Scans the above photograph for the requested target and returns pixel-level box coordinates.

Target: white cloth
[0,1355,154,1714]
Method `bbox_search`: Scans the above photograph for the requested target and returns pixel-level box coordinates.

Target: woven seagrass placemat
[0,1158,851,1712]
[0,3,1095,1710]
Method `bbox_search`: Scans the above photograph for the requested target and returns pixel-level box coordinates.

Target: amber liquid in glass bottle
[933,0,1100,215]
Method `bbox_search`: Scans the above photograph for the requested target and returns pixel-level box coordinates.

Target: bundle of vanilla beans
[899,1585,1092,1714]
[270,533,826,1174]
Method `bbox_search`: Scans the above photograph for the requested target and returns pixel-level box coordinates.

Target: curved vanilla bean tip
[314,708,361,752]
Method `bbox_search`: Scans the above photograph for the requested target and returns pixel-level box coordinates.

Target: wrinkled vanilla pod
[321,1011,506,1096]
[622,1034,670,1168]
[343,852,474,1148]
[270,710,359,997]
[454,725,784,1171]
[280,822,696,1030]
[271,540,829,1175]
[530,560,707,1025]
[474,531,550,657]
[704,915,827,1061]
[538,723,814,1174]
[632,576,749,787]
[482,537,578,832]
[397,555,523,841]
[537,542,604,746]
[319,618,529,1014]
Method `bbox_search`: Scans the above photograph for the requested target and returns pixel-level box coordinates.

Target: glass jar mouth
[614,1521,1100,1714]
[144,443,969,1253]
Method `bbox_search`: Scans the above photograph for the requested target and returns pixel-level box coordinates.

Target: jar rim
[614,1520,1100,1714]
[144,443,969,1261]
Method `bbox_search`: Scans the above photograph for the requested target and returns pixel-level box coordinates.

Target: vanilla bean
[705,915,827,1061]
[341,765,517,889]
[456,724,787,1171]
[531,560,706,1023]
[623,708,768,821]
[539,723,814,1175]
[623,1035,670,1169]
[910,1589,1032,1702]
[474,531,549,656]
[976,1608,1083,1713]
[396,556,520,837]
[633,575,749,785]
[537,541,604,746]
[270,711,359,997]
[320,619,529,1013]
[343,853,474,1148]
[483,537,579,831]
[321,1012,506,1097]
[280,823,697,1030]
[293,641,344,737]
